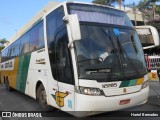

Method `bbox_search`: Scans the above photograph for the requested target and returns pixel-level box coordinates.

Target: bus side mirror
[63,14,81,41]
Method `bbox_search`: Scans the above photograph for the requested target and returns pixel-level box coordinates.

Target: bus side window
[30,21,45,51]
[20,34,30,55]
[5,49,7,61]
[7,46,12,60]
[38,24,45,49]
[46,6,64,49]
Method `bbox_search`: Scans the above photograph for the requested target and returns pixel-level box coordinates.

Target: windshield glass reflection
[74,24,147,81]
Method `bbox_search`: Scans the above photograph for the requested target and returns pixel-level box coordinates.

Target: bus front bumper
[74,86,149,117]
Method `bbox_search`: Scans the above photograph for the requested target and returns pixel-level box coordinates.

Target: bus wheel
[37,84,53,111]
[5,79,12,92]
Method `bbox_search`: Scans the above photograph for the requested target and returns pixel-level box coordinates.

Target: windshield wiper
[131,32,138,53]
[116,36,140,77]
[78,58,100,63]
[101,27,123,80]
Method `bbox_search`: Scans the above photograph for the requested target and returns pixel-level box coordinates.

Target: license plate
[119,99,130,105]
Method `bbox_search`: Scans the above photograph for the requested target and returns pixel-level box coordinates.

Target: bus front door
[55,28,75,111]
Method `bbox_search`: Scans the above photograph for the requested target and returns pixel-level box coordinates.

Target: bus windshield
[74,24,147,81]
[67,3,147,81]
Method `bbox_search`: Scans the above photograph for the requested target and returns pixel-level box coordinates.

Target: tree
[92,0,125,9]
[137,0,160,20]
[137,0,148,9]
[0,46,4,52]
[156,5,160,15]
[0,38,8,46]
[137,0,160,10]
[92,0,124,6]
[92,0,110,5]
[0,38,9,52]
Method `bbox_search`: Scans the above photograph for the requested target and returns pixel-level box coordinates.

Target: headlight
[141,80,149,89]
[75,86,104,96]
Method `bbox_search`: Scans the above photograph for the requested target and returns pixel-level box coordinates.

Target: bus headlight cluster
[141,80,149,89]
[76,86,104,96]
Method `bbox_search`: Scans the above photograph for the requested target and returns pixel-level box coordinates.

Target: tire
[37,84,53,111]
[0,79,2,85]
[5,79,12,92]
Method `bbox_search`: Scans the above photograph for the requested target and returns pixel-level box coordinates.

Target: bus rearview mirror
[64,14,81,41]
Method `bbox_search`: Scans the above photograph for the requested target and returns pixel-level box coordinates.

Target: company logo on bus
[123,88,127,93]
[102,83,117,88]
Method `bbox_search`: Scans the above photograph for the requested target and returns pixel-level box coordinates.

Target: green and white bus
[0,2,149,117]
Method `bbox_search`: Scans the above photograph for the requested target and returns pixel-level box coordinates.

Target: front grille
[103,85,141,97]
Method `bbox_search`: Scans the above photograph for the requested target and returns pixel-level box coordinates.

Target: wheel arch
[35,80,46,100]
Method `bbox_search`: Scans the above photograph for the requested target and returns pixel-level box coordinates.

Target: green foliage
[156,5,160,14]
[0,38,8,44]
[137,0,148,9]
[137,0,160,9]
[0,46,5,51]
[92,0,124,5]
[92,0,111,5]
[136,0,160,19]
[0,38,8,52]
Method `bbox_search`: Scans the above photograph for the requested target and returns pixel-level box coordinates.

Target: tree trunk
[118,0,122,10]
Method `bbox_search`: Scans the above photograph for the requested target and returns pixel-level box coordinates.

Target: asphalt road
[0,81,160,120]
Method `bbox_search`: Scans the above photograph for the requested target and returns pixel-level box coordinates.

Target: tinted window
[7,46,11,59]
[1,21,44,62]
[19,21,44,55]
[30,21,44,51]
[1,49,6,62]
[4,48,8,61]
[54,28,74,85]
[15,40,20,56]
[67,3,133,27]
[11,43,16,58]
[46,6,64,49]
[38,24,45,48]
[20,34,30,55]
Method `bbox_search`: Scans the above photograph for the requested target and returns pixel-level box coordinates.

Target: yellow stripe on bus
[1,58,19,89]
[9,58,19,89]
[136,77,144,85]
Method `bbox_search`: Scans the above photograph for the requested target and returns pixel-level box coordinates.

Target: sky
[0,0,141,40]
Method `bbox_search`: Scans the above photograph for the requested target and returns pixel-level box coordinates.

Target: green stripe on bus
[16,54,31,93]
[128,79,137,86]
[120,80,130,88]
